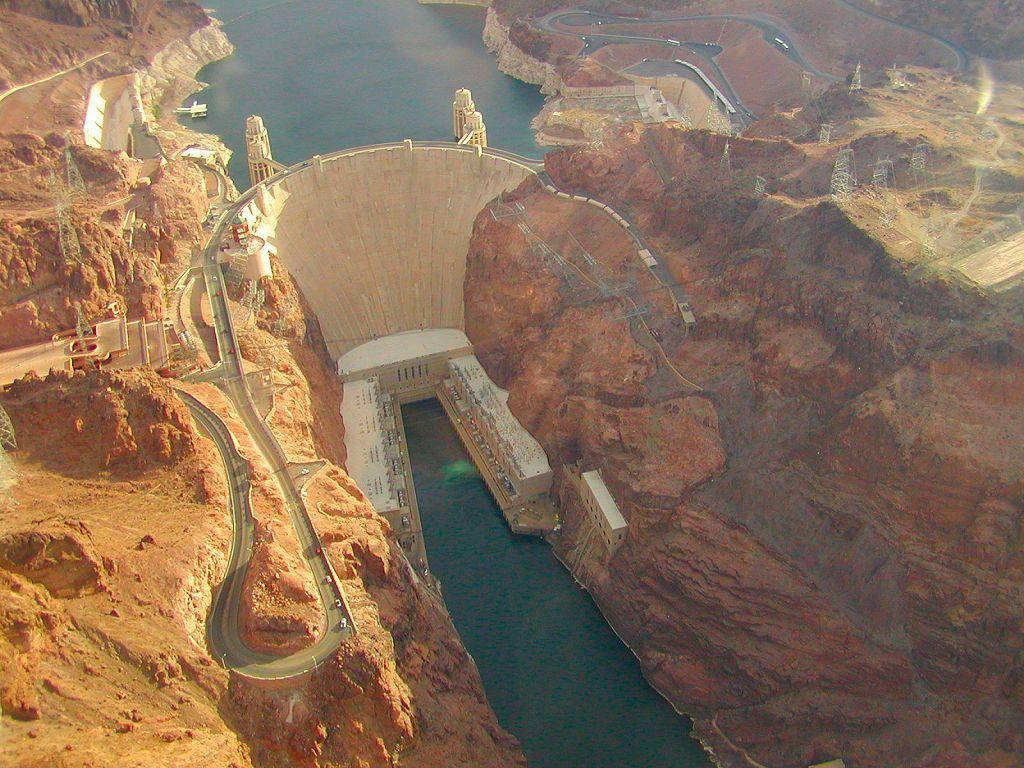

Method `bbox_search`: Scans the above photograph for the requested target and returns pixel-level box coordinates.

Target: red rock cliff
[464,123,1024,768]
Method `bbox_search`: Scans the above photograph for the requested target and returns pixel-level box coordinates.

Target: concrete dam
[234,141,534,359]
[212,122,645,581]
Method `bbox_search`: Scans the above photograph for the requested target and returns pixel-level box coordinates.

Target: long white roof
[448,355,550,480]
[582,470,627,531]
[337,328,471,377]
[340,377,403,513]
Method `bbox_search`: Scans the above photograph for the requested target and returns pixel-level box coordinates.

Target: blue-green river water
[191,3,710,764]
[403,401,709,768]
[193,0,544,189]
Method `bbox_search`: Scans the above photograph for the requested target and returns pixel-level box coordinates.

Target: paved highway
[832,0,969,71]
[177,389,351,678]
[187,208,355,678]
[539,9,840,93]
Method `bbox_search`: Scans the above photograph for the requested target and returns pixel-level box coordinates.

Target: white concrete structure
[452,88,476,140]
[447,354,551,503]
[83,75,137,152]
[580,469,628,552]
[340,377,406,515]
[458,110,488,148]
[235,144,534,358]
[246,114,276,186]
[244,236,274,280]
[338,328,472,399]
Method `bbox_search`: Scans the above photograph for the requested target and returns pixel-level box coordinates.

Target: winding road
[534,2,970,127]
[180,201,356,679]
[176,389,351,679]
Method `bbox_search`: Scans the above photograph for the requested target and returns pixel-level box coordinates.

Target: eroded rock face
[463,124,1024,767]
[2,368,196,474]
[238,519,322,655]
[0,525,106,598]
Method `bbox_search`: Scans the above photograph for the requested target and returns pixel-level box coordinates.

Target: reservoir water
[404,400,710,768]
[195,0,545,190]
[194,3,709,764]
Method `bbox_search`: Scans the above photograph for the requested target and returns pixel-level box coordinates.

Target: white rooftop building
[340,377,406,515]
[446,354,551,502]
[580,469,628,552]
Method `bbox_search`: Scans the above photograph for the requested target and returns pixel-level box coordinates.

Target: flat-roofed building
[337,328,472,400]
[340,377,407,517]
[446,354,551,504]
[580,469,628,552]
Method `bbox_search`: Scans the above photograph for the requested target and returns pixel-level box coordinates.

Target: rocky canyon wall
[463,123,1024,768]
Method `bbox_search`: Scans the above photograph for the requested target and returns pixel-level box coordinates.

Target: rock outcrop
[483,8,560,94]
[463,122,1024,767]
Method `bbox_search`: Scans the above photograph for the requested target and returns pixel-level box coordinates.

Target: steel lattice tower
[0,405,16,451]
[65,146,85,196]
[830,148,856,199]
[872,157,896,191]
[910,143,928,184]
[49,171,83,264]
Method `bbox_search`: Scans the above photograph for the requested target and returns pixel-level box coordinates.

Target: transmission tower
[754,176,766,197]
[0,405,16,451]
[802,71,813,95]
[75,306,92,340]
[64,146,85,197]
[850,62,862,92]
[830,148,856,199]
[242,280,265,317]
[719,141,731,173]
[888,66,907,90]
[818,123,833,144]
[872,156,896,191]
[910,143,928,185]
[677,100,693,129]
[49,170,83,264]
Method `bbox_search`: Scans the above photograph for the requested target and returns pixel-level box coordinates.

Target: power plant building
[337,329,473,400]
[580,469,628,552]
[340,376,407,518]
[445,354,551,504]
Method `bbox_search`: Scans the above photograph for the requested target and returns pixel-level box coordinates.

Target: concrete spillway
[238,144,535,358]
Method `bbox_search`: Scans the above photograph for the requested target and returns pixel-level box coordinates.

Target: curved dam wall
[241,145,535,359]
